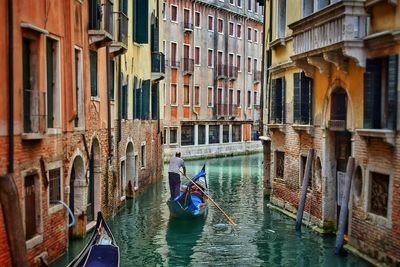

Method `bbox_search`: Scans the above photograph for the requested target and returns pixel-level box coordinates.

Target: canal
[51,153,371,266]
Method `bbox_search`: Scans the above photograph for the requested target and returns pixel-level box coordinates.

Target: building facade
[0,0,163,265]
[163,0,264,160]
[262,0,400,265]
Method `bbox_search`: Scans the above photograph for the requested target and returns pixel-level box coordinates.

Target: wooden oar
[180,171,237,225]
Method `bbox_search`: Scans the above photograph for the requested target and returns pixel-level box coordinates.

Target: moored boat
[167,165,209,219]
[68,212,119,267]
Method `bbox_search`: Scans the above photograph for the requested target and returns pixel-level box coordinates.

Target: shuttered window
[364,55,398,130]
[46,38,55,128]
[184,85,190,106]
[151,83,159,120]
[109,60,115,100]
[135,86,141,119]
[293,72,313,124]
[133,0,148,43]
[142,80,150,119]
[122,84,128,119]
[271,77,286,124]
[90,50,98,97]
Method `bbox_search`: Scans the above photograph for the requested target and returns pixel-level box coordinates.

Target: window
[293,72,313,124]
[121,160,126,196]
[137,80,150,120]
[170,42,178,67]
[247,91,252,108]
[236,89,241,106]
[181,125,195,146]
[90,50,98,97]
[141,144,146,168]
[369,172,390,217]
[163,83,167,106]
[122,84,128,119]
[232,125,241,142]
[49,168,61,204]
[248,0,252,11]
[198,125,206,145]
[171,4,178,22]
[247,27,252,41]
[218,18,224,34]
[24,174,40,240]
[208,15,214,31]
[277,0,286,38]
[194,86,200,106]
[237,0,242,7]
[275,151,285,179]
[237,55,241,72]
[223,125,229,143]
[195,11,201,28]
[254,58,258,73]
[209,125,220,144]
[170,84,177,105]
[184,85,190,106]
[133,0,149,44]
[237,24,242,38]
[271,77,286,123]
[162,2,166,20]
[208,49,214,67]
[230,0,235,4]
[254,0,258,13]
[195,47,200,65]
[183,8,190,25]
[300,155,312,188]
[247,57,252,73]
[229,22,234,36]
[134,82,142,119]
[163,128,167,144]
[364,55,398,130]
[208,86,214,107]
[254,29,258,43]
[46,37,60,129]
[303,0,314,17]
[109,59,115,101]
[74,48,84,128]
[151,83,159,120]
[170,128,178,144]
[254,91,258,105]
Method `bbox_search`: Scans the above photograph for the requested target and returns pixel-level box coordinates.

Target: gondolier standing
[168,151,186,200]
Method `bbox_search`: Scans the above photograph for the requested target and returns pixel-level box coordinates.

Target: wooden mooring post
[296,149,314,231]
[0,174,28,266]
[335,157,355,254]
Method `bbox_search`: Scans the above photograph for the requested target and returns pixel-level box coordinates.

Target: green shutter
[122,84,128,119]
[387,55,398,130]
[23,38,31,133]
[364,59,381,129]
[293,73,301,124]
[135,0,149,44]
[282,77,286,124]
[151,20,159,52]
[46,38,54,128]
[109,60,115,100]
[135,86,141,119]
[121,0,128,15]
[142,80,150,119]
[133,77,137,118]
[301,72,311,124]
[270,79,276,123]
[90,50,98,97]
[151,83,159,120]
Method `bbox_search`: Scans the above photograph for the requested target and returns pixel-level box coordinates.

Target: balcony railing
[228,66,238,80]
[254,71,262,82]
[110,11,128,56]
[88,0,114,47]
[182,58,194,73]
[216,104,238,117]
[183,22,194,32]
[217,64,227,78]
[151,52,165,80]
[117,12,128,46]
[23,90,46,139]
[166,59,180,68]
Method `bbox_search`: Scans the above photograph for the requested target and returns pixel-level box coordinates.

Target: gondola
[167,165,209,219]
[68,212,119,267]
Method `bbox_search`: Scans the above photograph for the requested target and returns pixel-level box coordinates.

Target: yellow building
[110,0,164,202]
[262,0,400,265]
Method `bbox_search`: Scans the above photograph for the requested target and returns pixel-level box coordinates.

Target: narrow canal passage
[52,153,371,267]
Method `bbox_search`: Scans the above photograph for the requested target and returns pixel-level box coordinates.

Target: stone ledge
[356,128,396,146]
[292,124,314,135]
[267,124,286,133]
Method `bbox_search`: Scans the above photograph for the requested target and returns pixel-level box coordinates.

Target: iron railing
[151,52,165,74]
[166,59,180,68]
[182,58,194,73]
[217,64,227,77]
[183,22,194,31]
[117,11,128,46]
[228,66,238,80]
[23,90,47,134]
[254,70,262,82]
[216,103,238,117]
[89,0,114,36]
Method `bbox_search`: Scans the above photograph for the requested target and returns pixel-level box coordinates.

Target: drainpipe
[259,1,267,136]
[191,2,199,120]
[243,17,248,122]
[267,0,273,124]
[8,0,14,174]
[107,48,112,160]
[117,59,122,143]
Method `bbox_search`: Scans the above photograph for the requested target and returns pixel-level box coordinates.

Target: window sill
[47,128,62,135]
[91,96,100,102]
[26,234,43,250]
[268,124,286,133]
[48,203,63,215]
[365,212,392,229]
[356,128,395,146]
[269,36,291,49]
[292,124,314,135]
[21,132,44,140]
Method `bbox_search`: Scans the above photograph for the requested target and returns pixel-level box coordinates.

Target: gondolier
[168,151,186,200]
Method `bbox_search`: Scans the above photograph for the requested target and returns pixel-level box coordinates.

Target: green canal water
[51,153,372,267]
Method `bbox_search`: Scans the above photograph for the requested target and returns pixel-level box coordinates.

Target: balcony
[182,58,194,74]
[183,22,194,32]
[110,12,128,57]
[88,0,114,48]
[166,59,180,69]
[328,120,346,131]
[216,104,238,118]
[289,0,368,76]
[217,64,227,79]
[151,52,165,81]
[228,66,238,80]
[254,71,262,83]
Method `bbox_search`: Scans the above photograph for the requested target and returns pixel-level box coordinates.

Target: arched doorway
[126,142,135,197]
[88,138,100,223]
[69,155,85,236]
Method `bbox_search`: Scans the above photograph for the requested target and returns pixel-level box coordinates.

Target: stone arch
[352,166,363,207]
[314,156,322,192]
[88,137,101,222]
[321,79,355,131]
[126,141,135,197]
